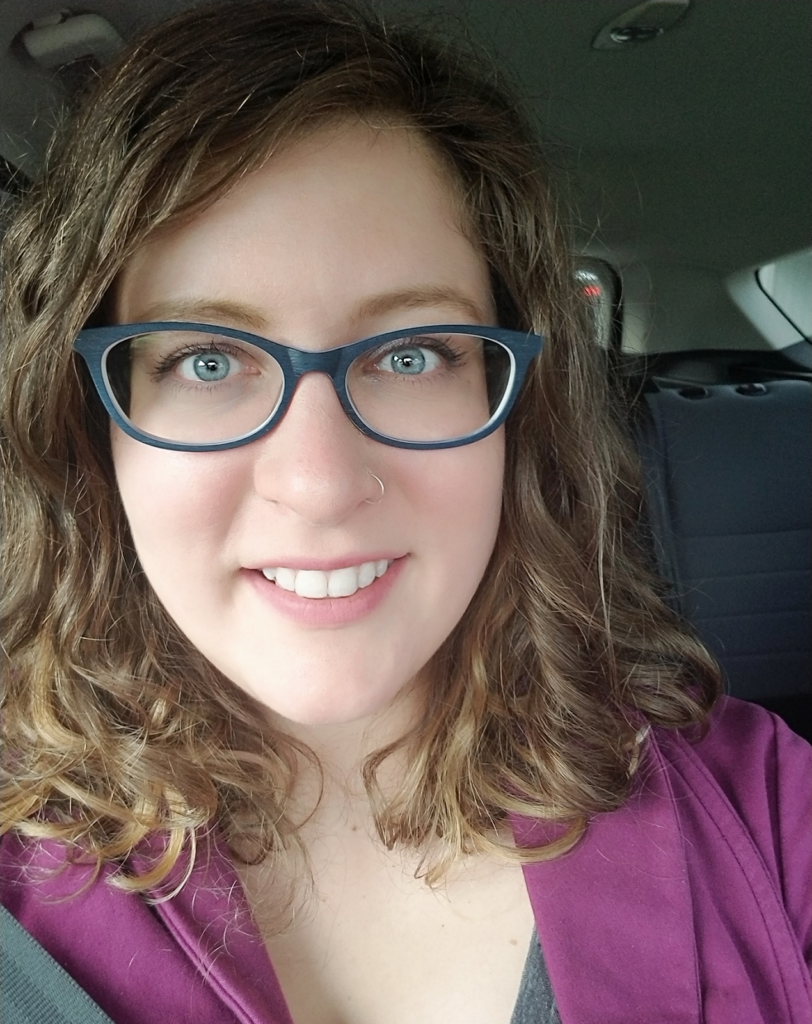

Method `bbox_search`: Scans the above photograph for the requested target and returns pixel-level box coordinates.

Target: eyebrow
[130,286,492,336]
[131,298,269,332]
[353,286,492,326]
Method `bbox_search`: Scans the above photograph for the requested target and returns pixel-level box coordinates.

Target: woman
[2,2,809,1022]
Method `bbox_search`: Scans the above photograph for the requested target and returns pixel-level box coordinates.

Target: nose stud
[365,471,385,505]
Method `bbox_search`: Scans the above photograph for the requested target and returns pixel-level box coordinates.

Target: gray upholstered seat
[637,378,811,734]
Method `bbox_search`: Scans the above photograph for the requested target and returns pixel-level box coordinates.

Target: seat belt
[0,903,116,1024]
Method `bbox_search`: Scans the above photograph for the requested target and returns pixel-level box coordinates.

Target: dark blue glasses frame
[74,321,543,452]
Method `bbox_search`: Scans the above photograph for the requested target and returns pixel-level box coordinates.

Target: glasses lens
[104,330,284,444]
[346,332,514,442]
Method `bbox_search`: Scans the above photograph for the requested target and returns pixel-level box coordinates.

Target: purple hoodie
[2,697,810,1023]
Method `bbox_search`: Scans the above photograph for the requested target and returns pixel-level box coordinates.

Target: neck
[269,683,425,831]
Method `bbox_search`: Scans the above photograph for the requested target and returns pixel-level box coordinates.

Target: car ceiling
[1,0,810,277]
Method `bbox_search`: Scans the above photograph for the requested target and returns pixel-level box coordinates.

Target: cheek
[401,432,505,572]
[111,430,247,562]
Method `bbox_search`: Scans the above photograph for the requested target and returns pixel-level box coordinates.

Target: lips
[261,559,391,598]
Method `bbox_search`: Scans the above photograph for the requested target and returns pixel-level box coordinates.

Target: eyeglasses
[73,322,543,451]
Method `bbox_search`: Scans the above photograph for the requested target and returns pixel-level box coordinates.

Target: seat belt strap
[0,903,116,1024]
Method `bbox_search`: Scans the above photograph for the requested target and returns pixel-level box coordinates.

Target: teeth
[275,567,296,592]
[295,569,329,599]
[326,566,359,598]
[261,560,391,599]
[358,561,376,588]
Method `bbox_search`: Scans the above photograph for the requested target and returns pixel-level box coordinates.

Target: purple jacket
[2,697,810,1023]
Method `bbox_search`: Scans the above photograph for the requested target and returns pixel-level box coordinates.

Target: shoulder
[0,831,239,1024]
[1,830,166,978]
[653,695,811,827]
[651,695,812,966]
[518,700,812,1022]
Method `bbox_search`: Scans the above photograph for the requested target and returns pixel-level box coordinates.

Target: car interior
[1,0,809,740]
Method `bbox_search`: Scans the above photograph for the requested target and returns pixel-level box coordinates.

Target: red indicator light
[582,284,602,298]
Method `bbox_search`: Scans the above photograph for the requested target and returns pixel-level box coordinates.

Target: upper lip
[244,553,406,571]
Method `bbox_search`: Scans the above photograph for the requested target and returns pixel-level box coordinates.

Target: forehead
[114,122,493,337]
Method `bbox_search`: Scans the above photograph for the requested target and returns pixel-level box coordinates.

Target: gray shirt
[509,928,562,1024]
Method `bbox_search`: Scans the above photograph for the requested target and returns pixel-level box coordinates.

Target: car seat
[635,377,811,741]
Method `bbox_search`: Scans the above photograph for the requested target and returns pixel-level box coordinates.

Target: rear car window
[756,248,812,342]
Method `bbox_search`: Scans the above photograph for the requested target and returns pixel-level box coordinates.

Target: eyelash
[149,341,247,381]
[367,336,466,368]
[148,335,467,379]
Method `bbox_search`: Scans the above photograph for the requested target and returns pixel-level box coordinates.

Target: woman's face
[112,123,504,727]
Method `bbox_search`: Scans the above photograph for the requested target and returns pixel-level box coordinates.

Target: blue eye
[378,346,441,375]
[180,351,235,382]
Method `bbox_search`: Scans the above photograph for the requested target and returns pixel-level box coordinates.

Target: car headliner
[1,0,810,351]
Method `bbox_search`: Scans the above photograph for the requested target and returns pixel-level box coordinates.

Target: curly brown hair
[1,0,720,891]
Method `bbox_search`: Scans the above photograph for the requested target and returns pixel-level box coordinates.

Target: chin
[244,672,417,731]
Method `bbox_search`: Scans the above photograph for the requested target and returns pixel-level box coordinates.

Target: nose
[251,372,381,524]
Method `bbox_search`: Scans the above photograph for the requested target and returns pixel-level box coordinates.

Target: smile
[261,560,391,599]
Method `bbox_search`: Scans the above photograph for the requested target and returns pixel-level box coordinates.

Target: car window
[756,249,812,341]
